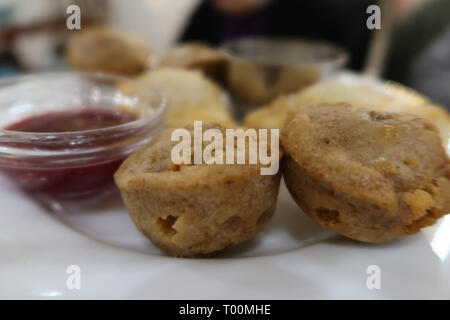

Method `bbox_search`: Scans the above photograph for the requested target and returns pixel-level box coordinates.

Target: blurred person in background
[182,0,450,108]
[385,0,450,109]
[180,0,378,71]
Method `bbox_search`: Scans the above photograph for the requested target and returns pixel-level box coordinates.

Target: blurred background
[0,0,448,108]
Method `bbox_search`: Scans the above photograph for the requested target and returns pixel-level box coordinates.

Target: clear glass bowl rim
[220,37,349,68]
[0,71,167,138]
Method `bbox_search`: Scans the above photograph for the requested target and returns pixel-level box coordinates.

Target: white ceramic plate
[0,171,449,299]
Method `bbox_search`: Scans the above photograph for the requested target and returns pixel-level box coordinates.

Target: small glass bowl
[0,72,166,205]
[221,37,349,107]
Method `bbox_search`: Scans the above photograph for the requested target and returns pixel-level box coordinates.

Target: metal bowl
[221,38,349,106]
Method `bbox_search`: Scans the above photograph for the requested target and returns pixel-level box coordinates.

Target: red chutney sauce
[6,108,137,133]
[2,108,138,198]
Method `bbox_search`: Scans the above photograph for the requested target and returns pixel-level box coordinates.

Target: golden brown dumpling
[282,103,450,243]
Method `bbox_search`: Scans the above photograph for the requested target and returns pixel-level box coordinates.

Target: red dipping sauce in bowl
[3,108,137,197]
[0,72,166,203]
[6,108,138,133]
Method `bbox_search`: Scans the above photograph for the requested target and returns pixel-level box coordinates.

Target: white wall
[107,0,200,53]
